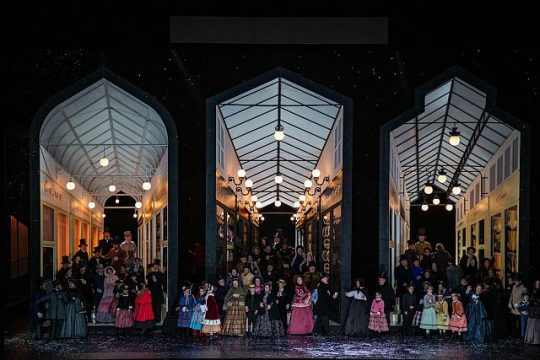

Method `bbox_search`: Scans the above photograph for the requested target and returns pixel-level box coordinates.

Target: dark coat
[400,292,417,314]
[72,250,89,264]
[376,283,396,314]
[394,265,413,296]
[38,289,67,320]
[215,285,228,312]
[314,282,331,316]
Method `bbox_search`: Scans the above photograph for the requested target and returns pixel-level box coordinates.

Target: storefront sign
[71,200,91,221]
[320,171,342,213]
[216,172,236,210]
[490,172,519,214]
[41,177,69,212]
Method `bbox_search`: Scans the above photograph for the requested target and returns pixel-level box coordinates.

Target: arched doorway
[29,68,179,312]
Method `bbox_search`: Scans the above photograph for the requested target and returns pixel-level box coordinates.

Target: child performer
[420,285,438,336]
[448,292,467,338]
[435,294,449,337]
[115,284,134,335]
[368,291,389,334]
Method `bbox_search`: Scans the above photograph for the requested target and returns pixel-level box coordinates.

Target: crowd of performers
[29,229,540,345]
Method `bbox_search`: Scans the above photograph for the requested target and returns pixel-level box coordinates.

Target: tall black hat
[79,239,87,247]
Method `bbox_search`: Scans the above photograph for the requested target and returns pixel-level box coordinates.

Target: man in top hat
[72,239,89,265]
[313,273,338,336]
[98,230,114,256]
[147,259,165,325]
[88,247,104,274]
[395,254,413,297]
[57,255,71,281]
[414,228,432,256]
[120,230,137,272]
[376,272,396,324]
[105,237,127,272]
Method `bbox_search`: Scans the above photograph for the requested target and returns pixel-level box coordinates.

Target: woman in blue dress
[177,286,196,340]
[465,284,495,343]
[189,286,207,336]
[60,279,88,338]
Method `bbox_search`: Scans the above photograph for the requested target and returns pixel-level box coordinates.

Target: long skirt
[96,295,117,323]
[202,318,221,334]
[177,309,193,328]
[189,307,205,331]
[288,306,314,335]
[344,299,369,336]
[115,309,134,328]
[60,303,87,338]
[412,310,423,327]
[449,314,468,333]
[420,307,438,330]
[524,318,540,345]
[368,313,389,332]
[222,304,246,336]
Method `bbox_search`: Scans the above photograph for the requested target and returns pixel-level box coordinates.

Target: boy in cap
[400,282,417,336]
[244,284,261,336]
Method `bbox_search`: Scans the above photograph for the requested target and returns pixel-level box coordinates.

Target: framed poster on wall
[491,213,502,273]
[505,206,518,274]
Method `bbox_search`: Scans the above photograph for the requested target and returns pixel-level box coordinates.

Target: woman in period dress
[95,266,119,323]
[222,278,247,336]
[465,284,495,343]
[177,286,196,339]
[420,285,438,335]
[449,292,468,337]
[288,275,314,335]
[253,282,284,337]
[201,285,222,338]
[343,278,370,337]
[115,284,134,335]
[435,294,449,337]
[368,291,389,333]
[525,280,540,344]
[60,279,88,338]
[189,286,208,336]
[133,283,155,333]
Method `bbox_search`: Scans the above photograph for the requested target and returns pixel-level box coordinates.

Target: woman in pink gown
[96,266,119,322]
[287,276,314,334]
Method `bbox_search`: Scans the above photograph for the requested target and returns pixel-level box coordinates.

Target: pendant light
[432,195,440,205]
[275,199,282,207]
[99,145,109,167]
[293,201,300,208]
[423,181,434,195]
[452,182,462,195]
[135,201,142,209]
[108,183,116,193]
[66,180,76,191]
[449,126,461,146]
[88,201,96,209]
[274,124,285,141]
[421,202,429,211]
[251,195,258,202]
[445,204,454,211]
[437,168,447,184]
[237,168,246,179]
[245,179,253,188]
[115,196,120,204]
[274,174,283,184]
[142,181,152,191]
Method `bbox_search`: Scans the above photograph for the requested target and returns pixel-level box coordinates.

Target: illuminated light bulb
[108,184,116,192]
[446,204,454,211]
[135,201,142,209]
[142,182,152,191]
[255,201,263,208]
[66,181,76,191]
[299,194,306,202]
[452,184,462,195]
[437,169,447,184]
[432,196,440,205]
[304,179,313,188]
[423,183,433,195]
[274,125,285,141]
[312,169,321,178]
[260,216,265,221]
[449,127,461,146]
[115,197,120,204]
[88,201,96,209]
[274,175,283,184]
[251,195,258,202]
[99,157,109,167]
[101,213,106,218]
[133,212,137,218]
[237,169,246,178]
[245,179,253,188]
[275,200,282,207]
[293,201,300,208]
[421,204,429,211]
[290,216,295,221]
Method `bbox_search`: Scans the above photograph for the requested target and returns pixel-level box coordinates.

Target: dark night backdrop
[3,5,540,298]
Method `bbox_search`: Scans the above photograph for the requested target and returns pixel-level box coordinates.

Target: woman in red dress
[133,283,155,334]
[287,276,314,334]
[202,285,221,338]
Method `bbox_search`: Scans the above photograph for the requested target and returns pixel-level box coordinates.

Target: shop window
[470,189,475,209]
[496,155,503,186]
[216,118,225,170]
[504,146,511,180]
[489,164,496,192]
[43,205,54,243]
[512,137,519,173]
[42,246,54,281]
[10,216,29,279]
[475,183,480,204]
[333,118,342,171]
[57,213,69,268]
[479,219,485,245]
[162,206,168,241]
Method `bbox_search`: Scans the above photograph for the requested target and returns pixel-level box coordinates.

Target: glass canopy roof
[219,77,343,207]
[391,77,515,203]
[40,78,168,205]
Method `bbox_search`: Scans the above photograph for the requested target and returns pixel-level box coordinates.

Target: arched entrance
[29,68,179,311]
